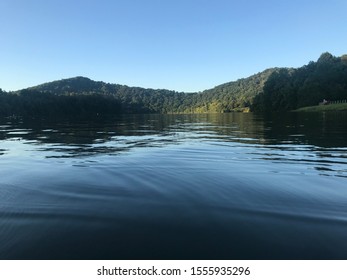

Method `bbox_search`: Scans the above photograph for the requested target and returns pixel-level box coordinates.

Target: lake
[0,112,347,259]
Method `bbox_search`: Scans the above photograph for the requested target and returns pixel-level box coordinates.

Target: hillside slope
[252,52,347,112]
[0,52,346,117]
[26,68,278,114]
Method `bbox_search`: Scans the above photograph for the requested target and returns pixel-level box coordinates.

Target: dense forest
[0,52,346,117]
[252,52,347,112]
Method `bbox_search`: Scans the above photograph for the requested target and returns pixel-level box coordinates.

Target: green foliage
[252,52,347,112]
[29,77,187,114]
[0,73,259,116]
[178,68,277,113]
[1,52,346,117]
[0,89,122,117]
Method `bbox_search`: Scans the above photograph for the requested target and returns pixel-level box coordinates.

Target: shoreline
[293,103,347,112]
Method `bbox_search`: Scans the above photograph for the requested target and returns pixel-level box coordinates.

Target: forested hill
[0,52,346,117]
[252,52,347,112]
[192,68,278,112]
[28,69,277,114]
[0,69,277,116]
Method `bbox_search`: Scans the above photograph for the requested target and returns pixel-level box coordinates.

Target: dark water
[0,112,347,259]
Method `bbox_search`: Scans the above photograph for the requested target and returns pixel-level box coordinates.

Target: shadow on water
[0,112,347,259]
[1,111,346,148]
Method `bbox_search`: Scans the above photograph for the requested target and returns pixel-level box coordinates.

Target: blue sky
[1,0,346,92]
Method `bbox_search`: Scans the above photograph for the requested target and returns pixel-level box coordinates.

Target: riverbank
[294,103,347,112]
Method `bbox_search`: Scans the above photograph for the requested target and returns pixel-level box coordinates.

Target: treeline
[0,69,275,116]
[0,89,122,117]
[0,83,182,117]
[28,77,190,114]
[1,52,346,117]
[251,52,347,112]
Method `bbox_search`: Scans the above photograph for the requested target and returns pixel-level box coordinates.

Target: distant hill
[26,68,279,114]
[1,52,346,117]
[29,76,110,95]
[28,76,187,114]
[23,69,278,114]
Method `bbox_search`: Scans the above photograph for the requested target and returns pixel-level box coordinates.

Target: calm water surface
[0,112,347,259]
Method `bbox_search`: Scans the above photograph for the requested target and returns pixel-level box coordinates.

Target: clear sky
[1,0,346,92]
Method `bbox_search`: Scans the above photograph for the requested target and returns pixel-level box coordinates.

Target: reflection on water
[0,112,347,259]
